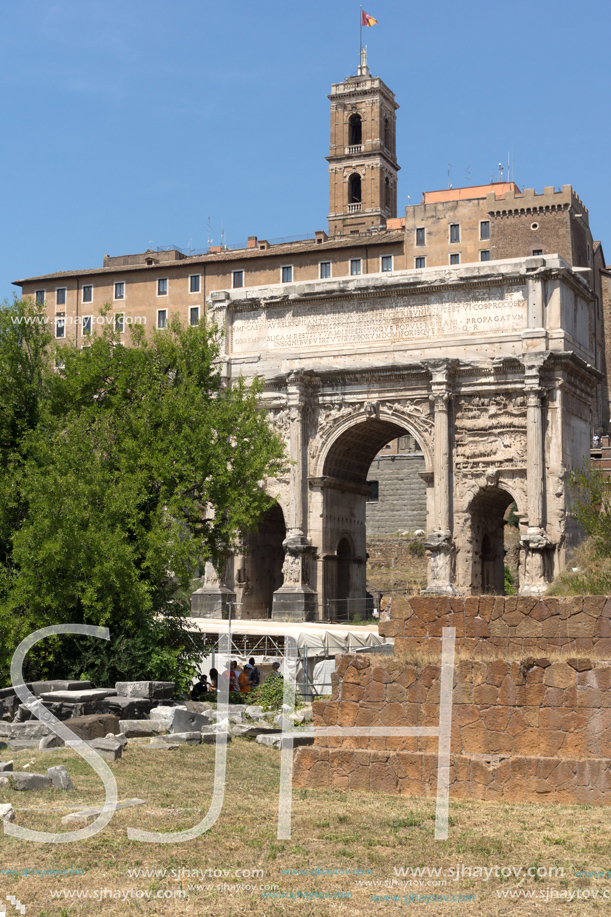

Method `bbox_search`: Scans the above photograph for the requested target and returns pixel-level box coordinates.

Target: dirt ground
[1,740,610,916]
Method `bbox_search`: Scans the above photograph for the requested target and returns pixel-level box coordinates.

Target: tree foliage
[0,300,287,689]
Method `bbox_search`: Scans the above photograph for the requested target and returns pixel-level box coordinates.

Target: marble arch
[203,256,600,620]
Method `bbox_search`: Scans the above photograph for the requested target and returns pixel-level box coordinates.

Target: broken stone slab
[61,798,145,825]
[0,680,91,700]
[10,772,52,791]
[289,712,305,724]
[10,722,51,740]
[118,720,166,738]
[47,765,74,791]
[39,689,116,704]
[115,682,174,700]
[62,714,120,741]
[39,734,64,750]
[111,733,128,748]
[153,732,201,745]
[201,733,231,745]
[245,705,264,717]
[256,734,282,748]
[281,734,315,748]
[0,723,11,737]
[0,804,15,822]
[169,709,211,734]
[0,761,13,771]
[149,705,185,730]
[0,777,9,787]
[300,706,313,723]
[144,743,180,751]
[9,740,42,751]
[241,725,282,738]
[273,714,293,730]
[89,737,123,761]
[230,724,253,737]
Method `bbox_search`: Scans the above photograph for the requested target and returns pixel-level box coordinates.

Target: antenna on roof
[466,165,471,185]
[447,164,452,189]
[206,217,213,247]
[498,162,504,182]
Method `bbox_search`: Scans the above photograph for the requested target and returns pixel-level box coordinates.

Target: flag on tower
[361,10,378,26]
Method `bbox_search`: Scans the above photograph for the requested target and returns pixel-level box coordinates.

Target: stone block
[39,734,64,750]
[0,804,15,822]
[9,722,50,740]
[38,689,116,704]
[47,765,74,791]
[10,772,52,791]
[256,734,281,748]
[119,720,166,738]
[89,736,124,761]
[61,798,145,825]
[114,682,174,700]
[155,732,201,745]
[169,709,211,734]
[0,761,13,772]
[201,733,231,745]
[62,714,121,741]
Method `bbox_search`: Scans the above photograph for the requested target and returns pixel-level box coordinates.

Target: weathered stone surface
[10,772,52,791]
[245,705,264,718]
[47,765,74,791]
[9,722,51,739]
[169,708,211,734]
[119,720,166,738]
[154,732,201,745]
[39,734,64,750]
[115,682,174,700]
[256,734,281,748]
[89,737,123,761]
[0,760,13,772]
[38,689,116,704]
[62,714,121,741]
[201,733,231,745]
[0,804,15,821]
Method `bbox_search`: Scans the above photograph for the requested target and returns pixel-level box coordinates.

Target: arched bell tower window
[384,116,391,150]
[348,113,362,146]
[385,177,391,210]
[349,173,362,204]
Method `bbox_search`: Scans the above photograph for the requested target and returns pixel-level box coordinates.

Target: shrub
[249,673,297,711]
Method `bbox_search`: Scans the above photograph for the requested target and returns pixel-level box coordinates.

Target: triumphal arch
[205,252,598,619]
[191,55,600,619]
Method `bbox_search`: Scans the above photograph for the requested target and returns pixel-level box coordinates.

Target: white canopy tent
[187,618,392,699]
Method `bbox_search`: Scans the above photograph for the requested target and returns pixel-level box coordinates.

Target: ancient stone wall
[293,595,611,804]
[366,453,426,535]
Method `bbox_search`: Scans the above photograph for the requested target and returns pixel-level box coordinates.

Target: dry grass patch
[0,742,609,915]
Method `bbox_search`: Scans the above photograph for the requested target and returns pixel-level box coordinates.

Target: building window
[350,259,362,276]
[480,250,490,261]
[35,290,45,306]
[450,253,460,265]
[319,261,331,279]
[189,306,199,326]
[381,255,393,272]
[55,318,65,339]
[82,285,93,303]
[533,249,543,256]
[189,274,200,293]
[157,309,167,329]
[233,270,244,289]
[480,221,490,240]
[348,173,362,204]
[114,282,125,300]
[56,288,66,306]
[416,227,425,246]
[82,316,92,335]
[281,265,293,283]
[367,480,379,502]
[348,113,362,146]
[157,278,168,296]
[415,257,426,269]
[114,313,124,333]
[450,224,460,243]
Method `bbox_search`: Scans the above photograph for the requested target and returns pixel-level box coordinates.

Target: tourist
[248,657,261,688]
[238,664,253,694]
[271,661,282,678]
[190,673,208,700]
[229,661,240,694]
[208,668,219,693]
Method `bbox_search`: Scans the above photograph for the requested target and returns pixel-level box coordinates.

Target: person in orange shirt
[238,664,253,694]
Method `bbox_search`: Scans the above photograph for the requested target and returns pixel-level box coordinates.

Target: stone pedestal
[271,531,318,622]
[422,530,456,595]
[190,585,236,619]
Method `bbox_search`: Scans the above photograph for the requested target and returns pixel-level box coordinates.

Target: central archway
[469,486,515,594]
[318,416,430,614]
[238,502,286,618]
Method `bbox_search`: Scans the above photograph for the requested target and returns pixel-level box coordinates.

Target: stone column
[272,371,318,621]
[423,362,456,595]
[521,358,553,595]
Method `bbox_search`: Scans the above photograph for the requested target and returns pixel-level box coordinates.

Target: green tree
[0,302,287,689]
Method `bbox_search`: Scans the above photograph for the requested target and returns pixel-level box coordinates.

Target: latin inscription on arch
[230,285,527,354]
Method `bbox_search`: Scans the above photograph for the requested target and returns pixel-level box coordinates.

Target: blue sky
[1,0,609,300]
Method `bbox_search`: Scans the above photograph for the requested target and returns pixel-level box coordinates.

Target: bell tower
[327,50,400,237]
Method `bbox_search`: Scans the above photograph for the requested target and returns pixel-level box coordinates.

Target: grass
[0,742,610,914]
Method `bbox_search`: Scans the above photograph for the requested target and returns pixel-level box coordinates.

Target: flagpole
[360,6,363,58]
